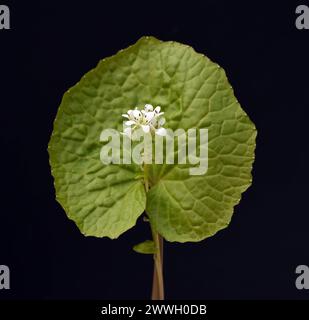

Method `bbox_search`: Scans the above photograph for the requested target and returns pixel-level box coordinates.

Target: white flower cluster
[122,104,167,139]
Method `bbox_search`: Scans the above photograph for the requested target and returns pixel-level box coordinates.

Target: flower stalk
[151,226,164,300]
[144,167,164,300]
[126,103,165,300]
[143,163,164,300]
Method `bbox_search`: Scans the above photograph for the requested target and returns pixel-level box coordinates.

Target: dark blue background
[0,0,308,299]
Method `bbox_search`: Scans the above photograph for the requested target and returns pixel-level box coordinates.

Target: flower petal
[141,125,150,133]
[145,104,153,112]
[125,120,136,126]
[155,127,167,136]
[145,111,155,122]
[132,109,142,119]
[154,106,161,113]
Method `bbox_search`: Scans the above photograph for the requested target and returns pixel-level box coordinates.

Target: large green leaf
[48,36,256,242]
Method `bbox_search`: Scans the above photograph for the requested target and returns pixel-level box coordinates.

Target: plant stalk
[151,228,164,300]
[143,163,164,300]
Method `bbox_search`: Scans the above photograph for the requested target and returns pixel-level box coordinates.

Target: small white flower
[144,111,155,123]
[122,104,167,138]
[144,104,154,112]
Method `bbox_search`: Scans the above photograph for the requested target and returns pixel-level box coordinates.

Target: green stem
[151,225,164,300]
[143,164,164,300]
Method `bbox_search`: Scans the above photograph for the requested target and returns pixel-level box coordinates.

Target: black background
[0,0,308,300]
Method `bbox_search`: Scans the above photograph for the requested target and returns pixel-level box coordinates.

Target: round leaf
[48,36,256,242]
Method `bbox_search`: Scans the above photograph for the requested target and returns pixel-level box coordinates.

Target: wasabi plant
[48,37,257,300]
